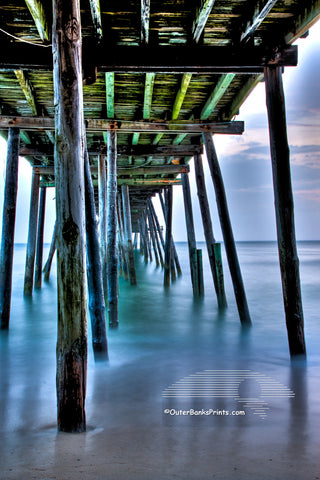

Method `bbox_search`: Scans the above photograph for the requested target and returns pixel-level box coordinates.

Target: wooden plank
[105,72,114,118]
[24,171,40,294]
[203,131,251,325]
[285,0,320,44]
[141,0,151,44]
[222,74,263,120]
[201,74,235,120]
[24,144,201,157]
[0,44,298,73]
[172,73,192,120]
[53,0,87,433]
[84,147,108,360]
[240,0,279,43]
[89,0,103,40]
[34,165,190,176]
[34,186,46,289]
[0,116,245,134]
[14,70,39,116]
[192,0,216,43]
[25,0,50,41]
[0,128,20,329]
[106,130,119,327]
[264,66,306,356]
[143,72,155,120]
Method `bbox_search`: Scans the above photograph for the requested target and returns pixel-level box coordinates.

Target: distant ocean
[1,241,319,479]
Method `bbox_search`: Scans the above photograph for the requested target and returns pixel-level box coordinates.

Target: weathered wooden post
[84,148,108,360]
[0,128,20,329]
[106,129,118,327]
[98,154,108,304]
[24,170,40,294]
[264,66,306,357]
[147,203,162,267]
[53,0,87,432]
[43,221,56,281]
[194,153,227,308]
[34,186,47,289]
[143,209,153,261]
[164,187,173,287]
[181,172,201,296]
[133,232,138,249]
[117,199,129,280]
[158,192,181,276]
[203,132,251,325]
[121,184,137,285]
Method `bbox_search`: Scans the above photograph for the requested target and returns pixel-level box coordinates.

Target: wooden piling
[181,172,200,296]
[98,154,108,304]
[0,128,20,329]
[264,66,306,356]
[146,205,160,267]
[34,186,46,289]
[164,187,173,287]
[53,0,87,432]
[43,221,56,281]
[194,153,227,308]
[24,171,40,294]
[203,132,251,325]
[106,129,118,327]
[147,202,163,267]
[197,249,204,296]
[157,192,181,276]
[121,184,137,285]
[84,148,108,360]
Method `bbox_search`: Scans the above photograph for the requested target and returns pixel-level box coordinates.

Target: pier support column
[203,132,251,325]
[34,186,46,289]
[106,129,118,327]
[121,185,137,285]
[264,66,306,357]
[164,187,173,287]
[43,221,56,281]
[98,154,108,304]
[181,172,202,296]
[84,148,108,360]
[0,127,20,329]
[194,153,227,308]
[158,192,181,276]
[53,0,87,432]
[24,170,40,294]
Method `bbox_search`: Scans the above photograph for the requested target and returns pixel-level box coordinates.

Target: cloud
[293,189,320,202]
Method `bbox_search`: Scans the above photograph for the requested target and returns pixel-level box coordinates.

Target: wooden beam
[42,178,182,188]
[240,0,279,43]
[0,44,298,73]
[222,74,263,120]
[172,73,193,120]
[143,73,155,120]
[192,0,216,43]
[285,0,320,44]
[264,66,306,356]
[201,74,235,120]
[23,144,202,157]
[89,0,103,40]
[0,116,245,134]
[105,72,114,118]
[53,0,87,433]
[34,164,190,176]
[141,0,151,45]
[14,70,39,116]
[25,0,50,42]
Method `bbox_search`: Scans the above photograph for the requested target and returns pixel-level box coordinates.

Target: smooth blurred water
[0,241,319,479]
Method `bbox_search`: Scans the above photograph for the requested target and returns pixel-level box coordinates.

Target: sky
[0,20,319,243]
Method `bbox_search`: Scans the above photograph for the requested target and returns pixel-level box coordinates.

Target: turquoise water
[0,241,319,479]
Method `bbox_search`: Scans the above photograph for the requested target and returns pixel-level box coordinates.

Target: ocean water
[0,241,319,479]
